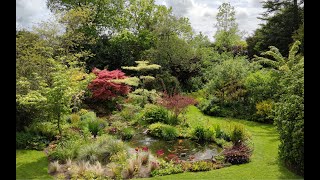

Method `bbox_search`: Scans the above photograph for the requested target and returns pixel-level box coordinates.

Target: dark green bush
[80,111,97,121]
[198,98,221,116]
[87,120,101,137]
[162,126,179,140]
[148,123,178,140]
[214,125,223,138]
[118,104,142,121]
[142,104,169,124]
[192,126,205,141]
[78,111,106,137]
[214,125,231,141]
[25,121,58,141]
[244,70,278,122]
[230,124,246,145]
[166,112,180,125]
[200,58,252,118]
[16,131,31,149]
[16,131,49,150]
[191,126,214,142]
[274,95,304,176]
[151,73,181,97]
[121,127,135,140]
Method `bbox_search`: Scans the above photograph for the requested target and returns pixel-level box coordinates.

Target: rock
[211,157,217,163]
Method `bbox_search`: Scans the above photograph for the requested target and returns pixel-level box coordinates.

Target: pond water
[127,132,222,162]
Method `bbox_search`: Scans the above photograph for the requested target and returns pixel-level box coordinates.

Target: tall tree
[246,0,304,58]
[215,2,237,32]
[47,0,127,35]
[214,2,243,52]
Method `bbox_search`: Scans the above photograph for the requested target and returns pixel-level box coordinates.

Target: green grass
[16,150,53,180]
[142,106,303,179]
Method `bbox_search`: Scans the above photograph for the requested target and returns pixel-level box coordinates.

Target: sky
[16,0,266,41]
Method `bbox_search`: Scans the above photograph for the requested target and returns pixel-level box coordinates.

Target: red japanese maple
[88,68,130,100]
[158,93,197,118]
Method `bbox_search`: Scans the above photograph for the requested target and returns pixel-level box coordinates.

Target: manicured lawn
[142,106,303,179]
[16,150,53,180]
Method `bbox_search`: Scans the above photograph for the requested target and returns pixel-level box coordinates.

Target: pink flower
[142,146,149,152]
[156,149,164,156]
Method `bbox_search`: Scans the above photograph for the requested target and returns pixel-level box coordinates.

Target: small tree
[214,2,243,52]
[88,68,131,101]
[122,61,161,88]
[121,61,161,106]
[46,70,70,136]
[46,65,92,136]
[158,93,197,122]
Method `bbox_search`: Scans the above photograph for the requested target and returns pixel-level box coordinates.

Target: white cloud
[156,0,266,41]
[16,0,266,41]
[16,0,52,29]
[248,0,265,7]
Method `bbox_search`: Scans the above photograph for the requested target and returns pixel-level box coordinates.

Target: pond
[127,132,222,162]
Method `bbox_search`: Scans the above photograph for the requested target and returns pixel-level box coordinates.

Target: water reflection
[128,132,222,162]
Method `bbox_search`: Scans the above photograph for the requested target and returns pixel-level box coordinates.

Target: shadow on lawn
[275,159,303,179]
[16,155,52,180]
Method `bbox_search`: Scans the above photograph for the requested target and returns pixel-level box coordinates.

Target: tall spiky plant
[252,40,302,72]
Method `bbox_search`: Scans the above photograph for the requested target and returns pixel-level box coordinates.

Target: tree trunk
[293,0,299,30]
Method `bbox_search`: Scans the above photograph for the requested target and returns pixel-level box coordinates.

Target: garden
[17,0,303,179]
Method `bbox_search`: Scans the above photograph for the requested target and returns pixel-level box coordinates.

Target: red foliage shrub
[88,68,130,100]
[223,144,252,164]
[158,93,197,118]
